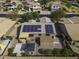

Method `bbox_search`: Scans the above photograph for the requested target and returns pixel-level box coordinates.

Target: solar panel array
[21,43,35,51]
[45,25,53,33]
[22,24,54,34]
[22,25,41,32]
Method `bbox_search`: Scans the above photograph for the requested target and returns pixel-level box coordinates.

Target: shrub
[8,47,14,56]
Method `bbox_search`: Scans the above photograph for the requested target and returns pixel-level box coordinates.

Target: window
[34,5,36,7]
[38,34,41,36]
[31,52,33,54]
[35,37,40,46]
[29,34,34,37]
[52,36,54,38]
[46,34,50,36]
[53,6,55,8]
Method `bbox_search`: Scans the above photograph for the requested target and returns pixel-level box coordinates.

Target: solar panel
[20,44,26,51]
[22,25,41,32]
[45,25,53,34]
[21,43,35,51]
[26,43,35,51]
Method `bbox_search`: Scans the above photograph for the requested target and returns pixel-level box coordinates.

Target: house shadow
[55,23,79,56]
[16,25,21,42]
[55,23,72,48]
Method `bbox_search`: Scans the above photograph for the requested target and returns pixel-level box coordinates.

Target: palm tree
[8,9,19,20]
[17,4,23,10]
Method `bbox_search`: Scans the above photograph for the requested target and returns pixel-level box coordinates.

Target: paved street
[69,17,79,24]
[61,18,72,24]
[61,17,79,24]
[3,56,79,59]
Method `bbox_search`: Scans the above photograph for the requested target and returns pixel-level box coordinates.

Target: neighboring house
[21,0,41,12]
[50,2,61,11]
[29,2,41,12]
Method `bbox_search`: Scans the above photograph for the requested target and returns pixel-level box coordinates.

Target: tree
[44,49,52,55]
[8,47,14,56]
[36,19,40,22]
[17,4,23,10]
[62,48,74,57]
[21,12,33,22]
[38,49,53,55]
[52,48,62,56]
[38,48,44,54]
[20,12,39,22]
[65,2,72,8]
[8,9,19,20]
[76,0,79,3]
[32,12,39,19]
[60,0,69,2]
[51,9,65,23]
